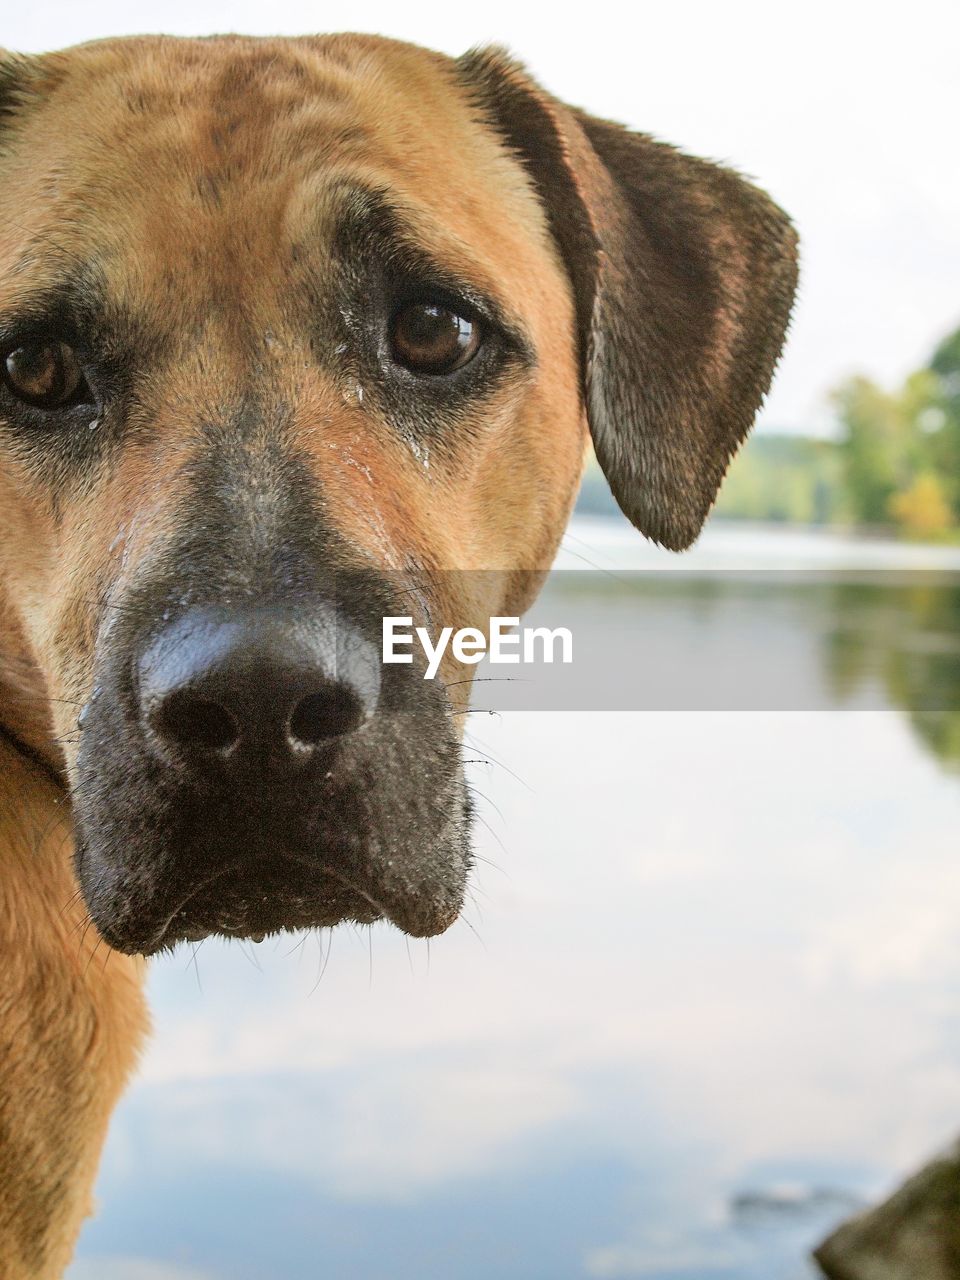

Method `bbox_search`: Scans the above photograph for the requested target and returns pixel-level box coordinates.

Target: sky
[2,0,957,434]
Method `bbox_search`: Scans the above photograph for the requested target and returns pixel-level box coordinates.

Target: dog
[0,32,797,1277]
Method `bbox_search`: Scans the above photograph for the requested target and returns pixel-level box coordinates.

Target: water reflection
[821,577,960,769]
[69,523,960,1280]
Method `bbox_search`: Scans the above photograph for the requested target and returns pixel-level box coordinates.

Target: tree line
[576,322,960,538]
[718,324,960,538]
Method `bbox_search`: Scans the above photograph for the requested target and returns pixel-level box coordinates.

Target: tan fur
[0,36,583,1273]
[0,735,147,1278]
[0,32,795,1275]
[1,33,583,721]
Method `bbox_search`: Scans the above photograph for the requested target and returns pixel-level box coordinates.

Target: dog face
[0,35,797,955]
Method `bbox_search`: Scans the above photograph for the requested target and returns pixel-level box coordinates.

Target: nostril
[153,691,239,753]
[288,686,364,747]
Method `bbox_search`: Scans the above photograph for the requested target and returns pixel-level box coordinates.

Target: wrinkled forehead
[0,36,553,330]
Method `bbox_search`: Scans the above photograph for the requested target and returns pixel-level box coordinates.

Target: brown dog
[0,32,797,1277]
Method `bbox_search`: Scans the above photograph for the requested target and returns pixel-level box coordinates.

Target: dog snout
[137,606,380,770]
[74,580,469,954]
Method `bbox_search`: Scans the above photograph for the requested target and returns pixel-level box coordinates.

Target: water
[69,519,960,1280]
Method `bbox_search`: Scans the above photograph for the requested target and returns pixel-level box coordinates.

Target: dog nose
[137,607,379,763]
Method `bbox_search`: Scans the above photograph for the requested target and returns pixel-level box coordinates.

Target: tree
[889,472,953,538]
[833,322,960,536]
[832,375,911,525]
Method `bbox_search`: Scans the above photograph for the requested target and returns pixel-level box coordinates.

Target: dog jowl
[0,34,798,958]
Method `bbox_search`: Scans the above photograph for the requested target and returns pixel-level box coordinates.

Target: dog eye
[2,340,90,409]
[390,303,481,375]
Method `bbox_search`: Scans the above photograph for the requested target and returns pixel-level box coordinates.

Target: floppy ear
[457,48,799,550]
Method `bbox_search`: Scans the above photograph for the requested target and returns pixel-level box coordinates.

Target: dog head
[0,35,797,954]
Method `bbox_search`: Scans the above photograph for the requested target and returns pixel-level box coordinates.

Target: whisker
[282,932,309,961]
[463,733,531,791]
[464,783,507,827]
[308,927,334,997]
[187,941,204,993]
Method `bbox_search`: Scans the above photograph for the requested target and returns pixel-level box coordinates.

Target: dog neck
[0,733,148,1278]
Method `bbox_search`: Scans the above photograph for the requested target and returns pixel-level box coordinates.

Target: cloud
[68,1259,219,1280]
[584,1239,745,1277]
[109,1058,578,1200]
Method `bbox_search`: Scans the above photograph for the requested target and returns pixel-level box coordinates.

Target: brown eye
[390,303,480,375]
[3,341,87,409]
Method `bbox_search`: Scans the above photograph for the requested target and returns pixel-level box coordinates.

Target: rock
[814,1137,960,1279]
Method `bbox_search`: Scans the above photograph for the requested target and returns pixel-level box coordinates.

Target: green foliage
[714,434,847,524]
[714,321,960,536]
[821,580,960,772]
[832,324,960,537]
[832,376,908,523]
[577,320,960,538]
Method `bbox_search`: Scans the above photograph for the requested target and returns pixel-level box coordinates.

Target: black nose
[137,607,380,764]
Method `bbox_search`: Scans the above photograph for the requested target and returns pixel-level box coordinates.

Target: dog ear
[457,48,799,550]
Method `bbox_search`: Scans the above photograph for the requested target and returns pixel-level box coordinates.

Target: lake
[69,518,960,1280]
